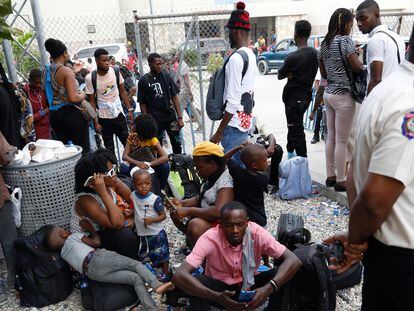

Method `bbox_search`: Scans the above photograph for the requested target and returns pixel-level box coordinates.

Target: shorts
[137,229,169,266]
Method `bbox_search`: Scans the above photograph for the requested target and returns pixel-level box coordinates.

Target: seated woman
[71,149,138,259]
[169,142,234,247]
[121,114,170,193]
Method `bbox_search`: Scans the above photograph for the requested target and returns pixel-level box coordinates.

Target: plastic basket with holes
[0,146,82,236]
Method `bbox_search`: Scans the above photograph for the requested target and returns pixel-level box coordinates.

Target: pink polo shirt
[186,222,286,285]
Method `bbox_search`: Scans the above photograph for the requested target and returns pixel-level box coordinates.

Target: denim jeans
[0,201,18,287]
[85,249,161,311]
[221,126,249,167]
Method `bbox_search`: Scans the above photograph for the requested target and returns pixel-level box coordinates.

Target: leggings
[323,92,355,182]
[49,105,90,154]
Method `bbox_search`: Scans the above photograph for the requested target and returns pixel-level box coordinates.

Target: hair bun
[236,1,246,10]
[44,38,56,53]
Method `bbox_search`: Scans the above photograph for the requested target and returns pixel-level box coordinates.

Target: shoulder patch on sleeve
[402,111,414,140]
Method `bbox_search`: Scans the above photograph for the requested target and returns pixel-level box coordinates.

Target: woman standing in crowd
[23,69,51,140]
[319,9,363,192]
[71,149,138,259]
[44,38,89,153]
[169,142,234,247]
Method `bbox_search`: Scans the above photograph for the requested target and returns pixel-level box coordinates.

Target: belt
[82,250,96,272]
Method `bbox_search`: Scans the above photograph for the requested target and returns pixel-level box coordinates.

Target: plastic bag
[9,187,22,228]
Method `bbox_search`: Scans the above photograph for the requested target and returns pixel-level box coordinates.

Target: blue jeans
[221,126,249,167]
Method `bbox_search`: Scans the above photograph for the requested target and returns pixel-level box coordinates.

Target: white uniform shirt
[354,60,414,249]
[366,25,405,86]
[61,233,94,273]
[224,47,257,132]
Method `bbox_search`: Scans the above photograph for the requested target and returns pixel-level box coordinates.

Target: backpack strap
[114,66,121,87]
[375,30,401,64]
[312,246,336,311]
[91,70,98,104]
[236,50,249,81]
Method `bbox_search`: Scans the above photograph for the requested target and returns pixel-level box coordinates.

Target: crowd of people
[1,0,414,310]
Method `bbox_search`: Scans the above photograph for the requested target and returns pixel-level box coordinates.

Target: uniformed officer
[325,27,414,311]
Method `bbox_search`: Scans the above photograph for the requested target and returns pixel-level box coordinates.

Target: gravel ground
[0,192,362,311]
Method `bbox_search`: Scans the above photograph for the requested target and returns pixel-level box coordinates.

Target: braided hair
[322,8,354,47]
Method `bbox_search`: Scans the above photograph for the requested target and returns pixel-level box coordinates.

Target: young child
[225,143,270,266]
[130,169,170,277]
[45,220,173,311]
[122,114,170,191]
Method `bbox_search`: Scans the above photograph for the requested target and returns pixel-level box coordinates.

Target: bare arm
[80,219,101,248]
[224,145,243,161]
[367,61,383,95]
[346,160,357,210]
[62,68,86,103]
[210,111,233,144]
[177,187,234,222]
[172,95,182,119]
[119,83,132,110]
[348,52,363,74]
[122,141,142,167]
[149,142,169,167]
[139,102,148,114]
[319,59,327,79]
[348,173,404,244]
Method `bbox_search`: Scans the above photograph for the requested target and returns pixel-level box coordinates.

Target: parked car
[178,37,228,65]
[257,36,324,75]
[73,43,128,68]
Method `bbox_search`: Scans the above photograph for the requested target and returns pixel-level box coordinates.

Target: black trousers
[362,237,414,311]
[98,113,129,154]
[284,98,310,157]
[269,144,284,188]
[314,106,323,136]
[0,202,18,287]
[157,120,182,155]
[97,227,138,260]
[189,268,282,311]
[50,105,90,154]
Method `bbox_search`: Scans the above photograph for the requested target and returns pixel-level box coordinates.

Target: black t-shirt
[137,70,179,125]
[228,159,269,226]
[0,84,21,147]
[279,47,319,102]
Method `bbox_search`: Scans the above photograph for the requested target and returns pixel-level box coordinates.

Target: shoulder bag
[337,40,367,103]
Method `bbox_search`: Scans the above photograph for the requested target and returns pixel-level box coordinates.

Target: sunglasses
[105,165,119,177]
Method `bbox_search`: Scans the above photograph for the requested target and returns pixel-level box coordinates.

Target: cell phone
[84,176,94,187]
[237,290,256,302]
[163,195,178,211]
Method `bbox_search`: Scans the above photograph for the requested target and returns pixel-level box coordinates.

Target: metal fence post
[133,10,144,75]
[30,0,48,66]
[2,40,18,82]
[195,16,206,141]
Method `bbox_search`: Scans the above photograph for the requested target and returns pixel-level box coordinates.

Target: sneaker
[287,152,296,159]
[311,134,320,144]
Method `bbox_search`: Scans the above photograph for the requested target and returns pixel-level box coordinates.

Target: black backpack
[14,225,74,307]
[80,277,138,311]
[168,153,201,199]
[280,243,336,311]
[277,213,311,250]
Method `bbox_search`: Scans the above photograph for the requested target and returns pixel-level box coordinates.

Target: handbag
[129,147,155,163]
[75,100,98,122]
[337,40,367,103]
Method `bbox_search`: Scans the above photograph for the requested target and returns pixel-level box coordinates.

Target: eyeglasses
[105,165,119,177]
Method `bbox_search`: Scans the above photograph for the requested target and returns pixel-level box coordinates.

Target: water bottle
[67,140,75,147]
[0,277,7,305]
[333,206,340,217]
[80,274,89,289]
[144,263,158,276]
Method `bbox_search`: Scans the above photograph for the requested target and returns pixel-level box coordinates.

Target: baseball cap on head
[226,2,251,31]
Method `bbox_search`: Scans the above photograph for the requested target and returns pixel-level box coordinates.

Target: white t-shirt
[354,60,414,249]
[61,233,94,273]
[224,47,257,132]
[366,25,405,86]
[85,67,125,119]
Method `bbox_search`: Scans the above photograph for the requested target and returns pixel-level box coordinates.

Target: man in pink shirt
[172,202,301,310]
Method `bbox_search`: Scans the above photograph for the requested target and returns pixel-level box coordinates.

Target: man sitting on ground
[172,201,302,310]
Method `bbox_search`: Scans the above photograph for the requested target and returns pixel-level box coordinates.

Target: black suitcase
[81,278,139,311]
[277,213,311,250]
[332,262,363,290]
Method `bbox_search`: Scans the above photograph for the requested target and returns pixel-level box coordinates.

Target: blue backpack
[278,157,313,200]
[206,50,249,121]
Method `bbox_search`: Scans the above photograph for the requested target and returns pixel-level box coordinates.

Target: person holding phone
[172,201,301,310]
[71,149,138,259]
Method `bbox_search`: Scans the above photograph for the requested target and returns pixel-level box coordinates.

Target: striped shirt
[320,35,357,95]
